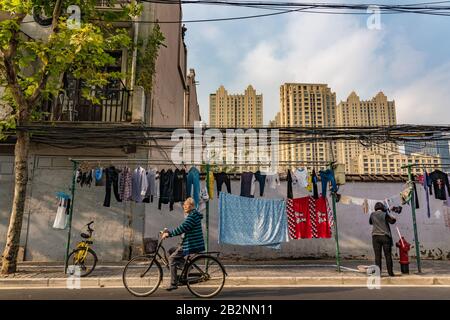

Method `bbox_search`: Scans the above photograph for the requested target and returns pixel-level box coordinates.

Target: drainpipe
[130,1,139,93]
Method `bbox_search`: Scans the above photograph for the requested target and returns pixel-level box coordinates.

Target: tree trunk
[1,130,30,274]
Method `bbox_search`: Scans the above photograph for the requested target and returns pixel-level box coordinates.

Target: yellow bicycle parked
[67,221,98,277]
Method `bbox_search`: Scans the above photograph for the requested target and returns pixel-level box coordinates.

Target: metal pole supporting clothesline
[329,163,341,273]
[403,163,422,273]
[205,163,210,253]
[64,160,79,273]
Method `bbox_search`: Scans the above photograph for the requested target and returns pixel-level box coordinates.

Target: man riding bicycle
[161,197,205,291]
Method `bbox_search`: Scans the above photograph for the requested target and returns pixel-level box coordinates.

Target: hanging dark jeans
[287,170,293,199]
[215,172,231,193]
[372,235,394,276]
[103,166,122,207]
[254,171,266,197]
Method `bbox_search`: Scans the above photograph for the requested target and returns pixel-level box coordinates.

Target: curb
[2,276,450,289]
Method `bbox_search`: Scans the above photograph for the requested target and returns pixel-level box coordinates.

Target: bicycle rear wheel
[186,255,226,298]
[67,248,97,277]
[122,255,162,297]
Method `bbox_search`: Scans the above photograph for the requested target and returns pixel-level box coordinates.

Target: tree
[0,0,135,274]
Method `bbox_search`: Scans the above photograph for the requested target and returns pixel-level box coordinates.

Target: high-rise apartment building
[336,92,397,173]
[278,83,337,168]
[355,152,441,175]
[209,85,263,127]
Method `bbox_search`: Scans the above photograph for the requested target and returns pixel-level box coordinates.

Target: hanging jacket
[429,170,450,200]
[158,169,175,211]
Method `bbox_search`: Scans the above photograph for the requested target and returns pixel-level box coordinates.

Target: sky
[180,0,450,125]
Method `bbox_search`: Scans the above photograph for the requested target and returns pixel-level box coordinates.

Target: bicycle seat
[81,233,90,239]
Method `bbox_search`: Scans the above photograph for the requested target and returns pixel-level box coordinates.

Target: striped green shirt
[169,209,205,255]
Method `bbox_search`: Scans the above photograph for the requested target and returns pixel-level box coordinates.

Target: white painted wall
[145,179,450,261]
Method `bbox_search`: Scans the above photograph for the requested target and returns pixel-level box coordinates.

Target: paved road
[1,286,450,300]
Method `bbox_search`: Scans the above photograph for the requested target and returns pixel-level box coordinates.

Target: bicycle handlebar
[87,221,94,233]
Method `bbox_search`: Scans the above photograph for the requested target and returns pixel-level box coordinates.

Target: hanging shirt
[144,168,157,203]
[286,196,332,239]
[119,167,132,201]
[293,168,309,189]
[132,166,148,203]
[266,172,280,189]
[429,170,450,200]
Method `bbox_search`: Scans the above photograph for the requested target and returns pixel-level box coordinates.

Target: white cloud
[232,13,450,124]
[394,62,450,124]
[185,5,450,125]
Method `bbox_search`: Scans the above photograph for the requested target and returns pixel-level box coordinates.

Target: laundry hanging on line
[53,193,71,230]
[218,192,288,249]
[286,196,333,239]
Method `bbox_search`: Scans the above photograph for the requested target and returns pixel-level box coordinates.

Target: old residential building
[0,1,200,262]
[209,85,263,127]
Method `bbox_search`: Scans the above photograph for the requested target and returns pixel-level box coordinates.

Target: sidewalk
[1,259,450,288]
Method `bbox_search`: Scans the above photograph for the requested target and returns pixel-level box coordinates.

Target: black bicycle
[122,233,227,298]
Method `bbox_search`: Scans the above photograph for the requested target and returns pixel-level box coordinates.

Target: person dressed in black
[369,202,397,277]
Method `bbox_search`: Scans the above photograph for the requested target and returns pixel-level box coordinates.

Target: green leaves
[136,24,166,94]
[0,0,133,135]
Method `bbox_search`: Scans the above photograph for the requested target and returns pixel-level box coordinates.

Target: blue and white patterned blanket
[218,192,288,249]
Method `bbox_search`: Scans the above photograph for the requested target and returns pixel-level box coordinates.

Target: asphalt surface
[1,286,450,300]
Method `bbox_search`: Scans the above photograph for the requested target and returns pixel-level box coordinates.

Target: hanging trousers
[103,167,122,207]
[215,172,231,193]
[254,171,266,197]
[372,235,394,276]
[319,169,338,197]
[186,167,200,207]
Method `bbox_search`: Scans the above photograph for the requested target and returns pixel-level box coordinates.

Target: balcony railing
[95,0,131,9]
[41,80,132,123]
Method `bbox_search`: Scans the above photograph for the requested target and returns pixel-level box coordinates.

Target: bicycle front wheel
[122,255,162,297]
[67,248,98,277]
[186,255,226,298]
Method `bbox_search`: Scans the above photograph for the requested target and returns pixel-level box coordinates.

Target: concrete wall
[1,147,149,262]
[3,154,450,262]
[145,179,450,261]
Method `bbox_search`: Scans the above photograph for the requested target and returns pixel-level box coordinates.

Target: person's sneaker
[166,284,178,291]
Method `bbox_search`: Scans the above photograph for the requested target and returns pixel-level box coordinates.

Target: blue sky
[181,1,450,125]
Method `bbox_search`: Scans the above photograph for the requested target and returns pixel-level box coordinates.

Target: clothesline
[70,158,335,165]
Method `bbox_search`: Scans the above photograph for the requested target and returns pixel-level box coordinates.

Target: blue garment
[95,168,102,181]
[424,171,431,218]
[218,193,288,249]
[319,169,338,198]
[186,167,200,207]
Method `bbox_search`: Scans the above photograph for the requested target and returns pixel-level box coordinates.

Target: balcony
[41,79,132,123]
